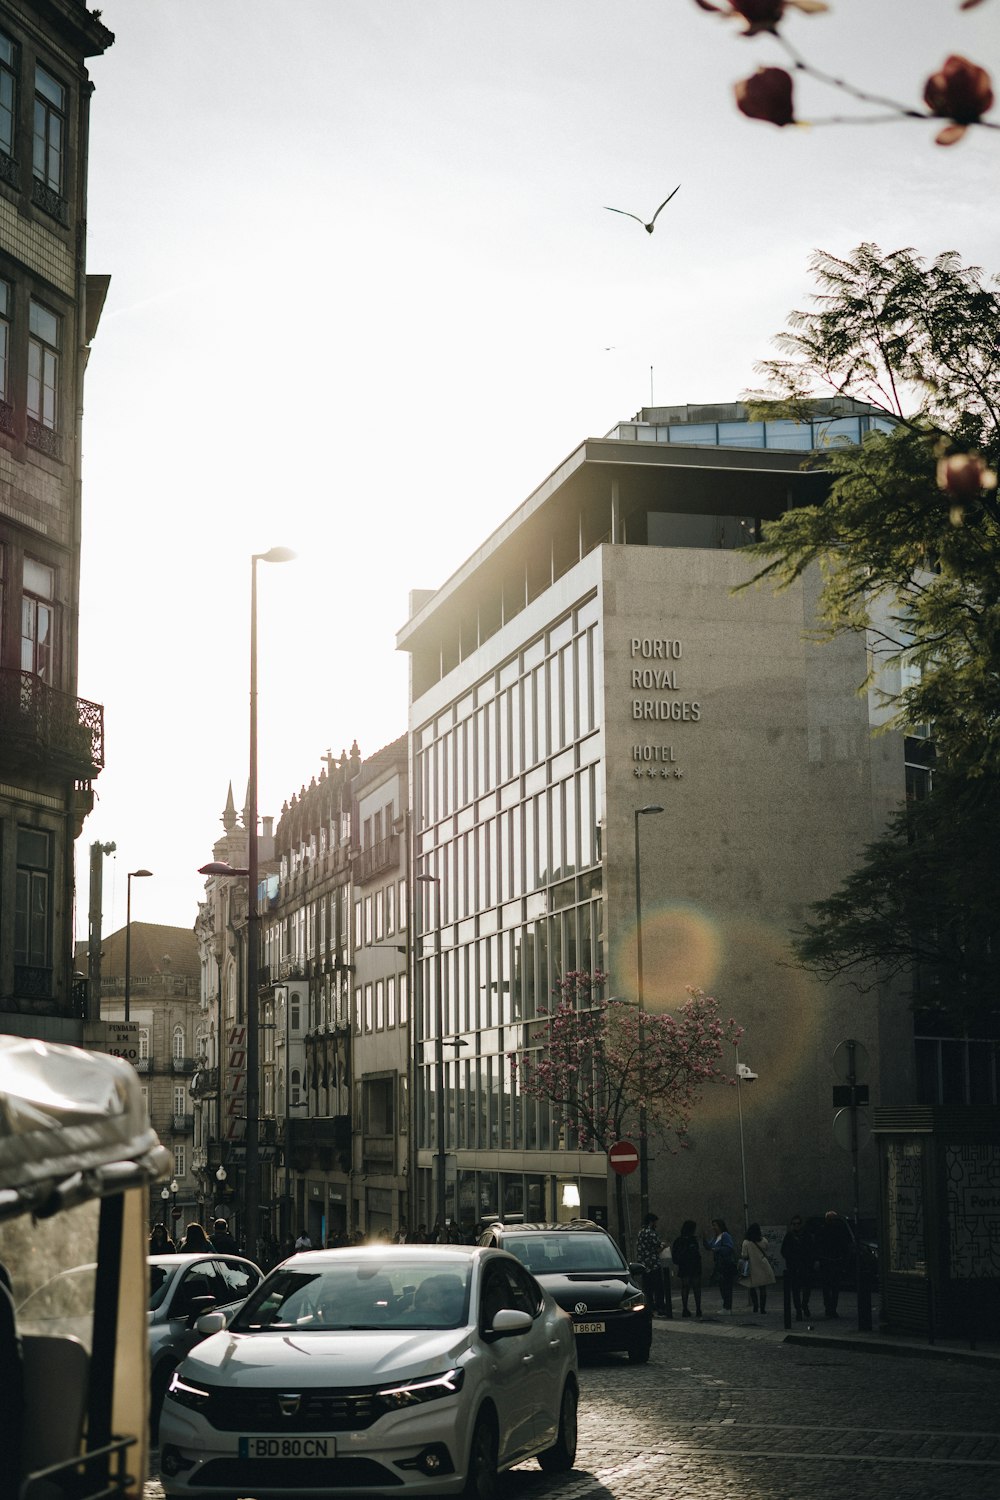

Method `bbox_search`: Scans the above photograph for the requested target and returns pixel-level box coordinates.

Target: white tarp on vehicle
[0,1036,170,1218]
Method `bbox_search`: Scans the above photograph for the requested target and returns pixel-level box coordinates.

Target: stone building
[396,399,918,1240]
[0,0,113,1038]
[81,920,201,1228]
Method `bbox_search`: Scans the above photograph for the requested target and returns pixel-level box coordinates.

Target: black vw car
[478,1219,652,1363]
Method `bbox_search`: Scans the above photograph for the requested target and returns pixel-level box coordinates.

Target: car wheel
[464,1409,499,1500]
[538,1380,577,1472]
[627,1343,651,1364]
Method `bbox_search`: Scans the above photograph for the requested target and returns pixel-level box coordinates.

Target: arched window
[172,1025,184,1061]
[291,1069,301,1108]
[138,1028,150,1059]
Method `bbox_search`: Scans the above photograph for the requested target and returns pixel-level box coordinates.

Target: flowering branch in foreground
[695,0,997,145]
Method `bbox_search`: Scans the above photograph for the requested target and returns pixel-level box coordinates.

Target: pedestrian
[780,1213,815,1321]
[671,1219,703,1319]
[704,1218,738,1312]
[817,1209,851,1319]
[176,1221,213,1253]
[294,1227,313,1251]
[408,1223,429,1243]
[738,1222,776,1314]
[210,1217,239,1254]
[394,1223,409,1244]
[149,1223,175,1254]
[636,1212,668,1317]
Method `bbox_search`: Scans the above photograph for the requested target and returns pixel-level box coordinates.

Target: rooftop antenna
[650,366,654,406]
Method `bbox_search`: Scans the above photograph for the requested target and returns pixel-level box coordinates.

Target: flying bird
[604,184,681,234]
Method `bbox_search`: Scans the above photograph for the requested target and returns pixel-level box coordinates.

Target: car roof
[148,1252,259,1268]
[283,1245,481,1264]
[488,1220,608,1235]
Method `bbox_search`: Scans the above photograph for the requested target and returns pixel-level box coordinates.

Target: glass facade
[612,412,897,451]
[413,593,605,1187]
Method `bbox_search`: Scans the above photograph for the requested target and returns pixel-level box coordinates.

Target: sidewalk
[653,1286,1000,1367]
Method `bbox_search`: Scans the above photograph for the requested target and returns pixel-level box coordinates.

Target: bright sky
[75,0,1000,937]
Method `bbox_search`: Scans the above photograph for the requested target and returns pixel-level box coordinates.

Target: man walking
[636,1211,668,1318]
[780,1214,815,1321]
[817,1210,850,1319]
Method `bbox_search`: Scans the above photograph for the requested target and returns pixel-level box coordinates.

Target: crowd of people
[635,1208,856,1320]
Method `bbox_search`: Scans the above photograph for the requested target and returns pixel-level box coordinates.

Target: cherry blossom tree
[695,0,997,146]
[511,971,742,1242]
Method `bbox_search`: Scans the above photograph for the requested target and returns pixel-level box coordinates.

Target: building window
[20,557,54,682]
[138,1028,149,1059]
[173,1145,186,1179]
[290,991,300,1032]
[172,1025,184,1061]
[173,1084,186,1115]
[291,1068,301,1106]
[14,826,50,967]
[33,64,64,194]
[28,299,59,430]
[0,33,15,159]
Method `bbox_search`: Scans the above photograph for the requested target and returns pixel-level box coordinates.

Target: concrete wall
[599,543,914,1237]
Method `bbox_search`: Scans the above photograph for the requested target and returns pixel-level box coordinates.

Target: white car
[159,1244,579,1500]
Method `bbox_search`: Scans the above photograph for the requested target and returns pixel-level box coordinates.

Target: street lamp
[735,1044,758,1229]
[160,1183,170,1228]
[634,805,663,1224]
[416,872,444,1234]
[198,545,294,1264]
[161,1176,178,1230]
[124,868,153,1023]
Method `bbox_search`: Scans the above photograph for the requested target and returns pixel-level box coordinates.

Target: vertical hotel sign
[224,1025,247,1140]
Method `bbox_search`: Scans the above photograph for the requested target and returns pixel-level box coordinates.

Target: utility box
[872,1105,1000,1340]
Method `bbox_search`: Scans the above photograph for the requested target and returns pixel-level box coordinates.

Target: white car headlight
[166,1371,211,1411]
[376,1368,465,1409]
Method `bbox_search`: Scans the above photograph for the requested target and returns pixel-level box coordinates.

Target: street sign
[833,1107,872,1153]
[833,1038,870,1082]
[170,1206,182,1220]
[609,1140,639,1176]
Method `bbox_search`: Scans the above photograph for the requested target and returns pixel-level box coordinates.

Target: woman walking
[704,1218,737,1312]
[739,1222,776,1313]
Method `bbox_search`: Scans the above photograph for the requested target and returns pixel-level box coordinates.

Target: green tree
[742,243,1000,1028]
[743,242,1000,772]
[792,770,1000,1033]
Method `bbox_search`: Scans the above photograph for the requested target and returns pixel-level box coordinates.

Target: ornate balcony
[0,668,104,778]
[172,1114,194,1134]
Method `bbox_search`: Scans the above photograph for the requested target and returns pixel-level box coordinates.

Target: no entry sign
[609,1140,639,1176]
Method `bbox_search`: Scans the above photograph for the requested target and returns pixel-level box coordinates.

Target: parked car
[159,1244,579,1500]
[17,1250,263,1436]
[477,1219,653,1364]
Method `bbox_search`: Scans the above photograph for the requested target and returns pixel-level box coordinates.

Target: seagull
[604,184,680,234]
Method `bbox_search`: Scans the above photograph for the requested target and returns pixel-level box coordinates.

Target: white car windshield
[231,1260,471,1332]
[504,1235,627,1275]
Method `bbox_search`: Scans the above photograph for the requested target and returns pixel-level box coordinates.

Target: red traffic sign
[609,1140,639,1176]
[170,1206,182,1220]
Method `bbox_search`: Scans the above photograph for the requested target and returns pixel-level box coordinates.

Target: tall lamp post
[200,543,295,1264]
[124,868,153,1023]
[734,1044,758,1229]
[416,871,444,1233]
[633,805,663,1224]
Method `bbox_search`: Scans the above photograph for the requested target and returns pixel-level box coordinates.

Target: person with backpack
[704,1217,738,1312]
[671,1219,703,1319]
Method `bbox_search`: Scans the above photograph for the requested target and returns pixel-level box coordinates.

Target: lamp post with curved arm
[634,805,663,1224]
[124,868,153,1023]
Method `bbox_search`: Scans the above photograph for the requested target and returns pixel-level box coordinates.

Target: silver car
[159,1245,579,1500]
[17,1251,262,1436]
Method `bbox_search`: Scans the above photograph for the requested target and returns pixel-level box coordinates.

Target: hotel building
[397,400,919,1237]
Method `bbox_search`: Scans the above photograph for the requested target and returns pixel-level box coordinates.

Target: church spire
[222,782,237,833]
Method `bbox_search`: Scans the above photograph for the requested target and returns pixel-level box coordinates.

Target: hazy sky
[76,0,999,938]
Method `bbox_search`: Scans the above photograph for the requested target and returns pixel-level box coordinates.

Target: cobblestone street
[145,1313,1000,1500]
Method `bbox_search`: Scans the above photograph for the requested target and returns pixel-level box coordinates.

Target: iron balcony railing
[0,667,104,775]
[352,834,400,886]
